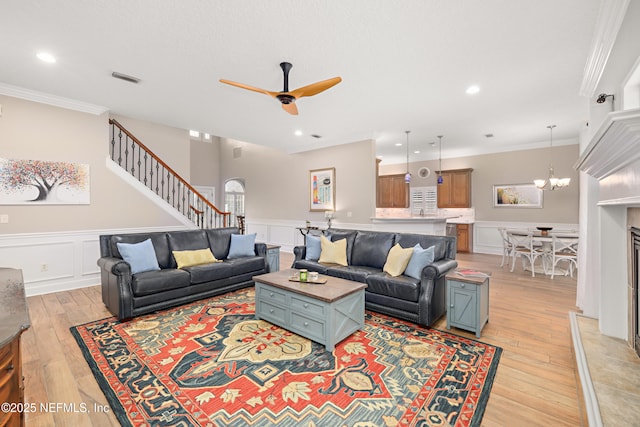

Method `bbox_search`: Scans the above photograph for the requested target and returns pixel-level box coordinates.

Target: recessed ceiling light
[395,143,402,147]
[466,85,480,95]
[36,52,56,63]
[414,150,420,154]
[294,130,303,136]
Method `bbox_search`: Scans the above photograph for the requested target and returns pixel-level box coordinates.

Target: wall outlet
[40,263,48,272]
[0,214,8,223]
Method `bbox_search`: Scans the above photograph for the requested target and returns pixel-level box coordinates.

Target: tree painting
[0,158,90,204]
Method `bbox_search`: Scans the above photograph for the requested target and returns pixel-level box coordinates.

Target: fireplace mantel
[576,108,640,180]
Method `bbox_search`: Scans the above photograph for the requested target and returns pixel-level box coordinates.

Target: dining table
[506,228,579,276]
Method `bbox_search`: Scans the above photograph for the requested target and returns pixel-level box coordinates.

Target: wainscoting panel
[0,226,187,296]
[472,221,580,255]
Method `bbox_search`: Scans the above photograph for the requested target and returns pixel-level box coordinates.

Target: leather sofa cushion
[325,229,358,265]
[168,230,209,251]
[326,265,380,283]
[205,227,238,260]
[351,231,395,269]
[131,268,191,296]
[110,233,173,269]
[365,272,420,302]
[395,233,449,261]
[185,256,265,284]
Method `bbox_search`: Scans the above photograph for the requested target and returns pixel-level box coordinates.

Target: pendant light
[404,130,411,183]
[533,125,571,190]
[437,135,444,184]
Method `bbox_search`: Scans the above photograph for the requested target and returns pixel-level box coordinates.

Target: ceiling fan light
[534,179,546,189]
[549,176,559,187]
[559,178,571,186]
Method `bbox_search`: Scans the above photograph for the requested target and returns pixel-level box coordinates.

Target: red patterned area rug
[71,288,501,427]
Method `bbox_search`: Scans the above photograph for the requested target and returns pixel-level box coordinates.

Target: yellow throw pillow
[318,236,348,266]
[383,243,414,277]
[173,248,219,269]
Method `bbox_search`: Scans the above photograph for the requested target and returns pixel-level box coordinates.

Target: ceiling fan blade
[281,102,299,115]
[219,79,279,98]
[289,77,342,99]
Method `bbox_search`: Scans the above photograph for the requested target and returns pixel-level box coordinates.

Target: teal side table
[445,272,490,338]
[266,244,281,272]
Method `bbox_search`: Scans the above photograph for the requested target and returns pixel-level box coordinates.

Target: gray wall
[219,138,377,224]
[190,136,222,204]
[0,96,183,233]
[1,92,579,235]
[380,144,580,223]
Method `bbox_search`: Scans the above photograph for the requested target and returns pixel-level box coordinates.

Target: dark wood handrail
[109,118,229,219]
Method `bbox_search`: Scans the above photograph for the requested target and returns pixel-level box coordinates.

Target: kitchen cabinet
[456,223,473,253]
[436,168,473,208]
[377,174,409,208]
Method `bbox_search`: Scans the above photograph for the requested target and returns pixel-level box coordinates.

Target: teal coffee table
[253,269,366,351]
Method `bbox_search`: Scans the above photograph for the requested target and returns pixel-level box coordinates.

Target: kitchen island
[371,216,448,235]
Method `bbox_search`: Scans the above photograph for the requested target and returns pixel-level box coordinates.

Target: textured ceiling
[0,0,601,165]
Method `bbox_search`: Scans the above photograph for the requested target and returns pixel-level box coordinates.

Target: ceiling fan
[219,62,342,115]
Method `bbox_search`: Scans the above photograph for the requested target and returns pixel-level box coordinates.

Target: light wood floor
[22,251,584,426]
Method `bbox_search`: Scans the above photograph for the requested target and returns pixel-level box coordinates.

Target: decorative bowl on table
[536,226,553,236]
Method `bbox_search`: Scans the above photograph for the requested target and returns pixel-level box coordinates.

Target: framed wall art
[309,167,335,211]
[0,158,90,205]
[493,183,542,208]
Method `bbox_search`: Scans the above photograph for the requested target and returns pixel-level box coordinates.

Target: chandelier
[437,135,444,184]
[404,130,411,183]
[534,125,570,190]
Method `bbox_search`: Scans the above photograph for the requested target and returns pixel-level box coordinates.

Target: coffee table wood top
[253,268,367,303]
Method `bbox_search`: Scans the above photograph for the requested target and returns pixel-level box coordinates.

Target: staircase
[108,119,230,229]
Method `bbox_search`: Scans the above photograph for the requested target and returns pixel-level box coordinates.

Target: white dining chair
[498,228,515,267]
[549,235,579,279]
[509,231,546,277]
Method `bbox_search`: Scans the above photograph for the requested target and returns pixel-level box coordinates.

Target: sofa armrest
[423,259,458,279]
[293,245,306,262]
[97,256,134,320]
[98,256,132,276]
[255,242,267,257]
[415,258,458,326]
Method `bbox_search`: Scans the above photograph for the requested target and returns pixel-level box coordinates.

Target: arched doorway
[225,179,245,231]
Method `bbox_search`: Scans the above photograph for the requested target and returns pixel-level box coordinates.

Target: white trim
[575,108,640,179]
[579,0,630,97]
[569,312,604,427]
[0,82,109,115]
[106,156,198,229]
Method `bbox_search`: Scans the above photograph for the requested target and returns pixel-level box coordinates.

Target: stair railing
[109,119,230,228]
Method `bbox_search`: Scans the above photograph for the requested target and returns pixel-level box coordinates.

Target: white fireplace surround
[576,107,640,340]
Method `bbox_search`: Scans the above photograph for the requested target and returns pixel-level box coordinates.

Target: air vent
[233,147,242,159]
[111,71,141,84]
[311,134,322,139]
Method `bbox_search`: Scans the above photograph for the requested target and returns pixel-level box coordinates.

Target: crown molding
[0,82,109,115]
[575,107,640,179]
[579,0,630,97]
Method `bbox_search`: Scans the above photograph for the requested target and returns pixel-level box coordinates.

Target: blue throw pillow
[116,238,160,274]
[304,235,321,261]
[228,233,256,259]
[404,244,435,280]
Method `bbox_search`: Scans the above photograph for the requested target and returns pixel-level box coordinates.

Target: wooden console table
[0,268,31,427]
